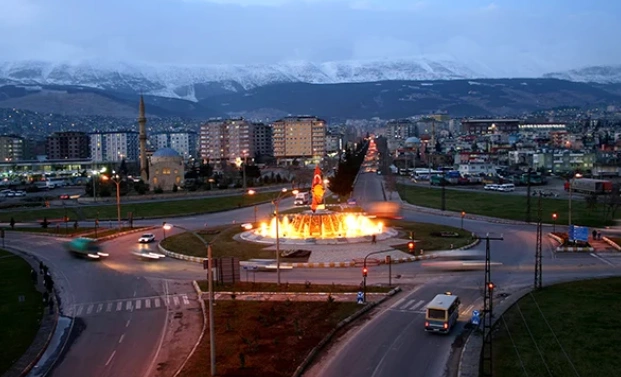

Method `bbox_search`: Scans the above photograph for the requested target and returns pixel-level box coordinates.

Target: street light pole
[163,223,216,376]
[242,153,248,192]
[274,199,281,286]
[111,172,122,230]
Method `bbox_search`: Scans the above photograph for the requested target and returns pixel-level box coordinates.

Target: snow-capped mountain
[543,65,621,84]
[0,58,484,102]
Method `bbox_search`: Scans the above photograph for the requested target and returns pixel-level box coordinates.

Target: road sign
[242,265,258,271]
[569,225,589,242]
[471,310,481,326]
[357,291,364,304]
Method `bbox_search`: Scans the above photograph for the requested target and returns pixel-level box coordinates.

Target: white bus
[425,293,460,334]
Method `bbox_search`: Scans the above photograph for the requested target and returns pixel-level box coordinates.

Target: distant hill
[0,78,620,119]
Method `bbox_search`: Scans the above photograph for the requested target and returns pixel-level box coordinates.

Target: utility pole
[526,168,532,223]
[441,171,446,211]
[534,192,543,290]
[477,233,504,377]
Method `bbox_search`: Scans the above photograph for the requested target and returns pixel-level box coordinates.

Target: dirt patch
[177,300,361,377]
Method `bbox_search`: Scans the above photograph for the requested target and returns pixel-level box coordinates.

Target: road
[6,168,619,377]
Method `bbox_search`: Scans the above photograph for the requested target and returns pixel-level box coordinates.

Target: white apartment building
[200,118,255,164]
[325,132,344,154]
[272,116,326,164]
[90,131,139,162]
[151,131,198,160]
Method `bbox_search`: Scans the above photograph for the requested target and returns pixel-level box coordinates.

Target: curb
[291,286,402,377]
[173,281,208,377]
[547,232,595,252]
[158,243,206,263]
[207,291,389,297]
[96,226,158,242]
[602,236,621,251]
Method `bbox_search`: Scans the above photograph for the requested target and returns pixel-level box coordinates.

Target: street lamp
[568,173,582,227]
[461,211,466,230]
[272,187,297,286]
[241,150,249,191]
[552,213,558,233]
[102,171,122,230]
[163,223,216,376]
[247,189,257,222]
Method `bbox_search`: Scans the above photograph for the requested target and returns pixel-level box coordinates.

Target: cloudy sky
[0,0,619,76]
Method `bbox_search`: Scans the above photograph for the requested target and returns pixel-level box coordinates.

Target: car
[59,193,70,199]
[138,233,156,243]
[13,190,26,197]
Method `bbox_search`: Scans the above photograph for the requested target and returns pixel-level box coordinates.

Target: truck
[64,237,109,259]
[294,192,310,206]
[366,201,402,219]
[565,178,613,195]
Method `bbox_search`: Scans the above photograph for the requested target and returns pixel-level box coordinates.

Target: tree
[119,159,129,176]
[603,183,621,221]
[584,193,598,211]
[198,162,213,178]
[384,173,397,200]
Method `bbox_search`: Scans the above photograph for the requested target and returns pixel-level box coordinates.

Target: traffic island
[177,282,400,377]
[548,232,594,252]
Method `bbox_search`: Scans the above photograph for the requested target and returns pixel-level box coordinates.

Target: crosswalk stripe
[106,303,112,312]
[135,300,142,310]
[182,294,190,305]
[155,298,161,308]
[400,299,419,310]
[165,296,170,306]
[97,304,103,313]
[409,301,426,312]
[145,299,151,309]
[116,302,122,311]
[126,301,133,311]
[173,296,180,307]
[76,305,83,316]
[86,304,94,315]
[391,297,406,309]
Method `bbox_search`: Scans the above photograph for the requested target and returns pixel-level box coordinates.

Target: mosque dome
[152,148,180,158]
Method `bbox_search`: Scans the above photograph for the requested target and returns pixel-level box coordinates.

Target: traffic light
[362,267,368,277]
[407,241,415,252]
[488,282,495,291]
[461,211,466,218]
[552,213,557,220]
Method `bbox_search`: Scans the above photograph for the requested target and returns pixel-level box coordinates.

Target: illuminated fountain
[239,166,397,245]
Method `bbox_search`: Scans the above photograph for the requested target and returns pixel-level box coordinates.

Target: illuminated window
[163,168,171,175]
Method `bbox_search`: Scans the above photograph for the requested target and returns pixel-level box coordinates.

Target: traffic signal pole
[362,249,392,303]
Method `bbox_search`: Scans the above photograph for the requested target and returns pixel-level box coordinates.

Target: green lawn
[161,225,276,261]
[397,184,612,227]
[0,191,275,223]
[386,220,474,253]
[0,249,44,375]
[1,226,96,237]
[197,281,392,293]
[493,277,621,377]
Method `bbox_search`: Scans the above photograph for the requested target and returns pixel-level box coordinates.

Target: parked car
[138,233,156,243]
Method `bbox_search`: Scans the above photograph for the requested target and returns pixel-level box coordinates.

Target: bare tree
[292,166,314,188]
[603,183,621,221]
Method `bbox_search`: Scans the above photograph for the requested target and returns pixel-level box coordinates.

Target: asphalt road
[7,166,619,377]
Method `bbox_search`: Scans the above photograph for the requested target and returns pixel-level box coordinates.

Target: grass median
[161,219,473,262]
[197,281,392,293]
[0,191,275,224]
[397,184,613,227]
[492,277,621,377]
[178,300,363,377]
[0,249,44,375]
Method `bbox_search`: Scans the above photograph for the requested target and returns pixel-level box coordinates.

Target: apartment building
[254,123,273,158]
[0,135,24,161]
[325,131,344,154]
[151,131,198,159]
[46,131,90,160]
[200,118,255,164]
[531,150,595,173]
[272,116,326,164]
[461,119,520,134]
[90,131,139,162]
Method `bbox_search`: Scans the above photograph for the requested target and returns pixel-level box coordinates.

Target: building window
[153,177,158,185]
[155,169,159,175]
[176,176,181,184]
[163,168,171,175]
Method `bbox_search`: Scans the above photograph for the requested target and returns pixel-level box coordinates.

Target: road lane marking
[76,305,83,316]
[105,350,116,366]
[86,304,94,315]
[97,304,103,313]
[126,301,133,311]
[133,290,137,297]
[106,303,112,312]
[118,334,125,344]
[155,298,161,308]
[391,297,406,309]
[461,304,474,317]
[135,299,141,310]
[399,299,417,310]
[145,299,151,309]
[590,253,615,266]
[126,320,131,327]
[182,294,190,305]
[173,296,180,307]
[116,302,122,311]
[409,300,426,312]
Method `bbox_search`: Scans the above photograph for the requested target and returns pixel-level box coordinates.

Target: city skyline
[0,0,619,77]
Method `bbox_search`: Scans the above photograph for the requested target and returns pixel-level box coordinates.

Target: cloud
[0,0,618,76]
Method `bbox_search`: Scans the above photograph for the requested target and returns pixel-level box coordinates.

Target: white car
[138,233,156,243]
